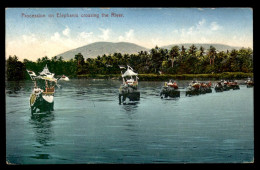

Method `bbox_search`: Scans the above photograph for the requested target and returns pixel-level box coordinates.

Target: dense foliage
[6,45,253,81]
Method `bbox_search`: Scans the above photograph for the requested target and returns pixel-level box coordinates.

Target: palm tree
[208,46,216,65]
[199,46,205,57]
[169,46,180,67]
[150,46,163,73]
[74,53,84,66]
[51,56,58,62]
[58,56,63,62]
[181,45,186,56]
[36,58,41,63]
[188,44,197,56]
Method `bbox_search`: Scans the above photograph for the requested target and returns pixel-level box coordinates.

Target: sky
[5,8,253,61]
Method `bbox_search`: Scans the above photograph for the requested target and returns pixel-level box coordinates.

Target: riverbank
[77,72,253,81]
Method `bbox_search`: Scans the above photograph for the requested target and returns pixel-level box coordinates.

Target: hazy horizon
[6,8,253,61]
[6,41,251,62]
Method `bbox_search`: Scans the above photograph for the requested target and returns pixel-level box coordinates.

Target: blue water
[6,79,254,164]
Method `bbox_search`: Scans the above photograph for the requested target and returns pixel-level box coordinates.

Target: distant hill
[161,43,242,52]
[56,42,246,60]
[56,42,149,60]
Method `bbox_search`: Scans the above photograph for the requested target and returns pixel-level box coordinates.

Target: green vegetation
[6,44,253,81]
[138,72,253,81]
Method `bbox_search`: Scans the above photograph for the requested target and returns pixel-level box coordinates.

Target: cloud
[177,19,206,38]
[22,34,37,44]
[125,29,134,39]
[49,31,81,50]
[62,26,70,37]
[231,34,253,48]
[187,26,194,35]
[118,29,135,42]
[77,31,96,45]
[51,32,61,41]
[79,31,93,39]
[210,22,222,31]
[197,19,206,28]
[98,28,110,41]
[7,28,101,61]
[150,38,163,47]
[169,19,253,48]
[6,34,47,60]
[172,19,224,44]
[6,30,79,61]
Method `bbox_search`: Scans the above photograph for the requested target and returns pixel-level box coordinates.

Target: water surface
[6,79,254,164]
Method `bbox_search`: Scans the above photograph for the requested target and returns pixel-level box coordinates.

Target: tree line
[6,45,253,81]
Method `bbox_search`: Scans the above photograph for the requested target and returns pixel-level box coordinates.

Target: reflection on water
[6,81,22,94]
[28,112,55,161]
[161,96,181,101]
[122,102,139,113]
[29,154,52,160]
[30,113,55,147]
[6,81,33,95]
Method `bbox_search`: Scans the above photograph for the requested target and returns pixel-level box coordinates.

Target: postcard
[5,8,254,164]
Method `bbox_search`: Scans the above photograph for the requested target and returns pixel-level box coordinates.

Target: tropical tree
[74,53,85,74]
[74,53,84,66]
[237,48,253,72]
[169,45,180,68]
[199,46,205,57]
[184,45,199,73]
[229,49,240,72]
[208,45,217,65]
[188,44,197,56]
[150,46,163,73]
[6,55,26,80]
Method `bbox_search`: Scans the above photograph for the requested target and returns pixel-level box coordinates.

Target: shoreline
[76,72,253,81]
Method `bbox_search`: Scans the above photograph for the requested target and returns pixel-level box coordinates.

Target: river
[5,79,254,164]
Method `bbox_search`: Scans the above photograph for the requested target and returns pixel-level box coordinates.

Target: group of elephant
[119,79,253,103]
[161,79,253,98]
[214,80,240,92]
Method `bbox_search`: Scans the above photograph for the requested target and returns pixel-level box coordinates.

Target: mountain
[160,43,242,52]
[56,42,246,60]
[56,42,149,60]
